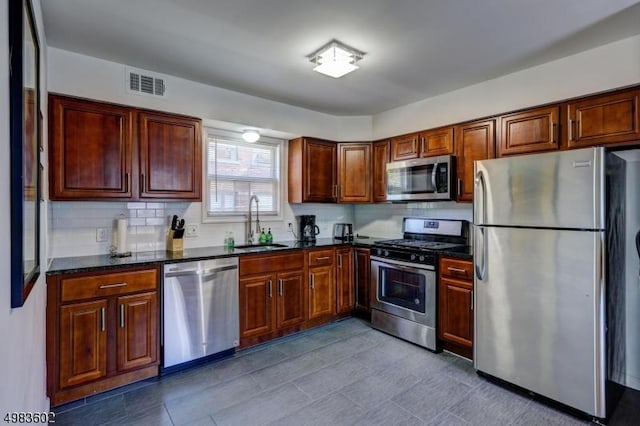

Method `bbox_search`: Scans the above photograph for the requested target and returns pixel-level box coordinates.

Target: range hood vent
[126,67,166,97]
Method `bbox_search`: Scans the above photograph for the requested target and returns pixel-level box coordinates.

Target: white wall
[1,0,49,414]
[372,34,640,139]
[48,48,372,142]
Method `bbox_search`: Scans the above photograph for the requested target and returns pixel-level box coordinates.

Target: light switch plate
[96,228,108,242]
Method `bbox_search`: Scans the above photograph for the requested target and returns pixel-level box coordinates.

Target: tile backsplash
[50,201,355,258]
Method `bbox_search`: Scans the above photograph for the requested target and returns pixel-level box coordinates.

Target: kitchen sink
[233,243,289,252]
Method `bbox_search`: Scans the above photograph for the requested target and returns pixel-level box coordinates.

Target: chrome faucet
[247,195,260,244]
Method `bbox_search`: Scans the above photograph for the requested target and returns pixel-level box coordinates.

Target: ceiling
[41,0,640,116]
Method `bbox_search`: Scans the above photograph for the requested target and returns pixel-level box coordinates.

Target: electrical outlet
[96,227,107,242]
[288,222,293,229]
[185,224,199,238]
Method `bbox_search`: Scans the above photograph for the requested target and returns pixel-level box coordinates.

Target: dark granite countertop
[48,238,362,275]
[47,236,472,275]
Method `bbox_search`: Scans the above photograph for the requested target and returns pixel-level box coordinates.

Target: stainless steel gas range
[370,218,469,350]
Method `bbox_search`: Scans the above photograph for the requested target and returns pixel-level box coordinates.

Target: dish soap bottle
[259,228,267,244]
[266,228,273,244]
[226,231,235,249]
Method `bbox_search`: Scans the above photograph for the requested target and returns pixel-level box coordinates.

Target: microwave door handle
[431,162,438,192]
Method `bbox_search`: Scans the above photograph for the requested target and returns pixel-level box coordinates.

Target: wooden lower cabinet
[336,248,354,313]
[47,266,160,406]
[308,265,336,319]
[239,252,305,346]
[438,257,474,359]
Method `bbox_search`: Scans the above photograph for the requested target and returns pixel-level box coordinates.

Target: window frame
[202,128,284,223]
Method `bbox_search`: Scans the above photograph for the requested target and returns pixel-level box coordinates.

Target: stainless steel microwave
[386,155,455,201]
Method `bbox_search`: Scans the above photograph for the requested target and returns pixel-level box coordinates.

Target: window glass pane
[205,129,282,217]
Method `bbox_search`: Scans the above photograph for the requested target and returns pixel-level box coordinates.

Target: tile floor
[53,318,639,425]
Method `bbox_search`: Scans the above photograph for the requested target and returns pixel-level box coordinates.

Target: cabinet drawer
[440,257,473,281]
[308,249,335,267]
[61,269,158,302]
[240,252,304,276]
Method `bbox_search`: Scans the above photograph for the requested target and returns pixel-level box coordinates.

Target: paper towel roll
[117,218,128,254]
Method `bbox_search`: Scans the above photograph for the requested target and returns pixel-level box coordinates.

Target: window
[204,128,283,220]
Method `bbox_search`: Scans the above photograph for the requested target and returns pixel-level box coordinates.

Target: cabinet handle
[552,123,557,143]
[119,304,125,328]
[140,174,145,193]
[310,274,315,289]
[125,173,130,193]
[338,254,342,268]
[278,279,283,296]
[457,178,462,197]
[99,282,127,289]
[470,290,474,311]
[447,267,467,274]
[316,256,330,261]
[100,307,106,332]
[268,280,273,298]
[333,185,338,199]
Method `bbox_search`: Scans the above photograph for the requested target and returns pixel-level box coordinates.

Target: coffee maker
[297,215,320,242]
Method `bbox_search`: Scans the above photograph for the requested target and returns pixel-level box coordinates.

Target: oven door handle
[371,256,435,271]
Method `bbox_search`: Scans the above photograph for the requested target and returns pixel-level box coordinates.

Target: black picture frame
[9,0,41,308]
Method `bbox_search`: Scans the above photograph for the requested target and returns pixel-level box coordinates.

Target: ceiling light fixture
[308,40,365,78]
[242,129,260,143]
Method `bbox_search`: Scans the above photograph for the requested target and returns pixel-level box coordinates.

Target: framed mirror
[9,0,41,308]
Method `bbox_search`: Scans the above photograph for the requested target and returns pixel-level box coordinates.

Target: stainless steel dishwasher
[162,257,239,372]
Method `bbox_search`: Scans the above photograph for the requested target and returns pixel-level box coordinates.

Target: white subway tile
[146,202,165,209]
[126,202,146,209]
[136,209,156,218]
[129,218,146,226]
[155,209,166,217]
[146,217,166,226]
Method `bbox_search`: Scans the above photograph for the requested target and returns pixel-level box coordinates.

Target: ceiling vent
[126,67,166,97]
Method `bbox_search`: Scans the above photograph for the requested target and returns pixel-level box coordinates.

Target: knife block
[167,230,184,252]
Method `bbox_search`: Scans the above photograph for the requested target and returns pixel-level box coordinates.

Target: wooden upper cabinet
[455,119,495,202]
[49,95,133,200]
[420,127,454,157]
[338,143,371,203]
[288,137,337,203]
[498,106,560,156]
[372,140,390,203]
[567,88,640,148]
[138,111,202,200]
[391,133,419,161]
[49,94,202,201]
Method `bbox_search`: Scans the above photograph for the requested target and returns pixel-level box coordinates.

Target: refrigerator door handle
[475,227,486,281]
[475,170,487,225]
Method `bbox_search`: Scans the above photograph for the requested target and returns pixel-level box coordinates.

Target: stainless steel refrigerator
[473,147,607,418]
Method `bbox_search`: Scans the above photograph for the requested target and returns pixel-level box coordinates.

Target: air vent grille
[126,67,166,98]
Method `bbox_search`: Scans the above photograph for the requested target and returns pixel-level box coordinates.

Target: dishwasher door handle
[165,264,238,278]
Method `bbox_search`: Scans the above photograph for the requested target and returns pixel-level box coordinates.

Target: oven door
[370,256,436,327]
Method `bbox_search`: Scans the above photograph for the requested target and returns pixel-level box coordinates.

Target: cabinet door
[455,119,495,202]
[420,127,454,157]
[308,266,336,320]
[336,248,354,313]
[355,248,371,312]
[498,106,559,156]
[138,111,202,200]
[49,95,133,200]
[438,277,473,348]
[338,143,371,202]
[59,300,108,388]
[568,89,640,148]
[391,133,419,161]
[116,292,158,372]
[372,140,390,202]
[240,274,275,338]
[276,271,305,329]
[304,138,337,202]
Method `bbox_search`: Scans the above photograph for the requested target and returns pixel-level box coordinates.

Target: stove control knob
[376,249,382,256]
[410,254,416,261]
[419,255,425,262]
[384,250,390,257]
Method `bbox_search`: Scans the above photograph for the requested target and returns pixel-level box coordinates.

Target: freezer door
[474,147,604,229]
[474,226,606,417]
